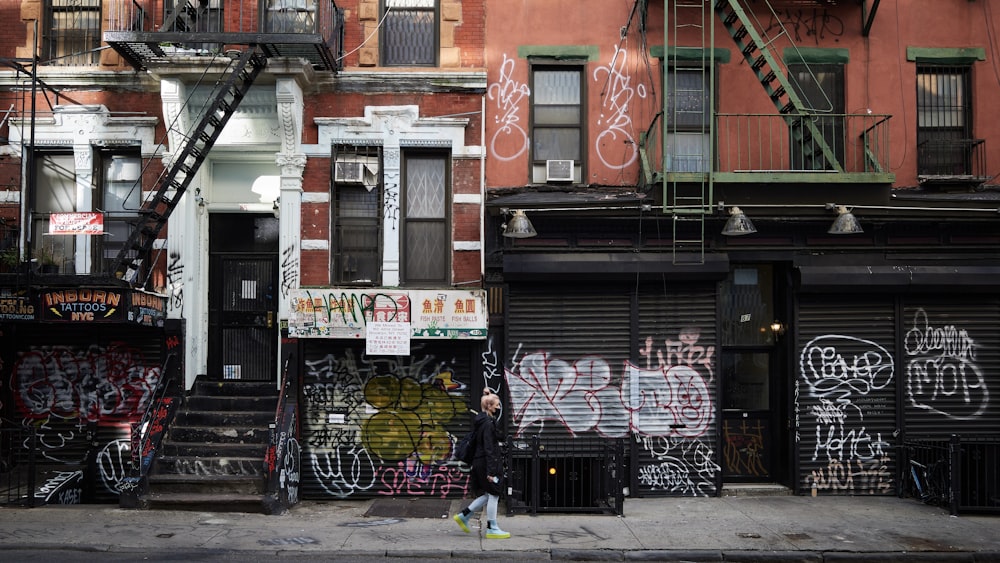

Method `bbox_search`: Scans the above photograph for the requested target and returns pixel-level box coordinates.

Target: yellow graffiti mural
[361,375,466,463]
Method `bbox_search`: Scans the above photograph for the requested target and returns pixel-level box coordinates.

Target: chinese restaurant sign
[288,288,487,340]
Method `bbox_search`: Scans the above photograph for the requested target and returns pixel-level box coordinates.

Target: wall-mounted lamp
[721,206,757,236]
[828,205,863,234]
[770,320,786,337]
[502,209,537,238]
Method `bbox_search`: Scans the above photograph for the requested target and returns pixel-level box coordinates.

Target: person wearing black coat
[452,389,510,539]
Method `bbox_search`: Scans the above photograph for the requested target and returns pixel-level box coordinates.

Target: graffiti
[34,470,82,504]
[799,334,894,494]
[282,438,301,506]
[310,446,377,498]
[905,309,988,420]
[487,53,531,162]
[800,335,893,400]
[280,244,299,298]
[377,462,470,498]
[383,178,400,229]
[12,343,161,422]
[97,438,132,494]
[639,329,715,378]
[172,458,261,476]
[764,8,845,45]
[634,437,718,496]
[166,251,183,312]
[808,456,892,495]
[303,347,473,499]
[723,419,766,477]
[482,334,504,415]
[593,44,646,169]
[506,352,713,438]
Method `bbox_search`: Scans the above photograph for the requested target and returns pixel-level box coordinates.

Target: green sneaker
[485,522,510,539]
[453,512,471,533]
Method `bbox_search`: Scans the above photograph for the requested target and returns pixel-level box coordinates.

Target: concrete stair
[721,483,794,497]
[143,379,278,513]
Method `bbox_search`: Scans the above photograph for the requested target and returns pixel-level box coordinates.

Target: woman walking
[453,388,510,539]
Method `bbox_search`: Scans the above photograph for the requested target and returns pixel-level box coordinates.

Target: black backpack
[454,428,477,465]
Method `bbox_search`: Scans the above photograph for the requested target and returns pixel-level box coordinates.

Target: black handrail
[263,349,298,515]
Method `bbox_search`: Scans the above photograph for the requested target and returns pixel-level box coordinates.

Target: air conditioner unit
[545,160,574,182]
[335,161,365,183]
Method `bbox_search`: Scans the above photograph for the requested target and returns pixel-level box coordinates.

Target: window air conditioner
[335,161,364,183]
[545,159,574,182]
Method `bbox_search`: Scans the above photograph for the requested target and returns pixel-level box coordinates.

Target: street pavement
[1,494,999,562]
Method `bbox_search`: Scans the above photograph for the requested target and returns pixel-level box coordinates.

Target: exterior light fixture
[828,205,863,234]
[721,206,756,236]
[770,320,785,336]
[502,209,537,238]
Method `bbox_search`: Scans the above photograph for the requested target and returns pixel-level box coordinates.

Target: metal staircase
[110,48,267,283]
[714,0,842,172]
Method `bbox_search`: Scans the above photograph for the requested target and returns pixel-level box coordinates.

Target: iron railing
[640,112,892,180]
[506,435,626,516]
[901,435,1000,516]
[917,138,988,184]
[107,0,341,39]
[120,352,181,508]
[262,350,299,515]
[0,422,38,507]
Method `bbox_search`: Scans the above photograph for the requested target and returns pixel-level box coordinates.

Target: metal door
[207,214,279,382]
[721,351,775,481]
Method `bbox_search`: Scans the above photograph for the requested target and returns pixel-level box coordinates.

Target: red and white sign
[49,212,104,235]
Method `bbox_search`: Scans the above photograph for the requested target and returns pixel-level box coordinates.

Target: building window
[32,152,76,272]
[916,65,972,176]
[96,152,143,275]
[665,67,710,172]
[381,0,437,66]
[788,63,845,170]
[333,145,382,285]
[164,0,223,33]
[43,0,102,66]
[265,0,317,34]
[531,65,583,183]
[401,151,449,284]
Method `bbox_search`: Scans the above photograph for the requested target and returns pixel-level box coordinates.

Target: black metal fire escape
[102,1,343,284]
[109,48,267,282]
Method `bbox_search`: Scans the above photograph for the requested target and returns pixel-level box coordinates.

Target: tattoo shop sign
[288,289,487,344]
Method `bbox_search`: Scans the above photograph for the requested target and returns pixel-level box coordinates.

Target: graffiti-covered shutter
[505,285,632,439]
[901,298,1000,437]
[636,288,719,497]
[797,299,896,496]
[299,341,477,500]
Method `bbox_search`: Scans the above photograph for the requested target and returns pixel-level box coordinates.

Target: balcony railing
[105,0,344,71]
[641,112,894,184]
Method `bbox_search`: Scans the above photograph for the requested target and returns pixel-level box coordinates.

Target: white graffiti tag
[487,54,530,162]
[593,44,647,169]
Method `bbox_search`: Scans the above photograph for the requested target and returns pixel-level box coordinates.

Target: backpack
[454,428,477,465]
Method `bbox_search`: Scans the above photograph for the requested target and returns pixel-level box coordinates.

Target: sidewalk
[1,495,998,561]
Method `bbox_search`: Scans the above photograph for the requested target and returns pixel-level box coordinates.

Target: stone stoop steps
[142,379,278,513]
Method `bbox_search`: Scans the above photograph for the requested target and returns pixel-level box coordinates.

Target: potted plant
[34,242,60,273]
[0,244,19,273]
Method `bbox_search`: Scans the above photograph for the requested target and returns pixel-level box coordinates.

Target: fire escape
[102,0,344,284]
[643,0,889,263]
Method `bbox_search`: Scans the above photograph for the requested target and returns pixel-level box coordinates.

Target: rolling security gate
[797,298,897,496]
[505,286,631,511]
[505,285,719,506]
[298,341,477,500]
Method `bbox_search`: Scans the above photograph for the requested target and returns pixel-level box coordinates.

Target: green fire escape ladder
[110,48,268,283]
[714,0,843,172]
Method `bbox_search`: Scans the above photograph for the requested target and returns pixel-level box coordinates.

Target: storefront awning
[504,252,729,280]
[796,265,1000,292]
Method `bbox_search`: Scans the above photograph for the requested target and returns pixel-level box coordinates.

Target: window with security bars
[401,151,449,284]
[381,0,438,66]
[333,146,382,285]
[665,67,711,172]
[43,0,102,66]
[916,65,973,176]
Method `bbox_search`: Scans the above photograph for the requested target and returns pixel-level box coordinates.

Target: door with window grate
[208,214,279,382]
